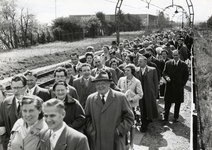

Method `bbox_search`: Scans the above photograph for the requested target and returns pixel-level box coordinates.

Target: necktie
[101,94,105,105]
[17,100,21,113]
[50,132,56,150]
[73,65,77,73]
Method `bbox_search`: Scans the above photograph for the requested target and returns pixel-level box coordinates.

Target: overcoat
[39,123,90,150]
[163,59,189,103]
[0,96,21,149]
[135,66,159,120]
[85,89,134,150]
[7,118,48,150]
[73,76,96,108]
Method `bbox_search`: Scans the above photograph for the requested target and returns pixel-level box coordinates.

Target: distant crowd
[0,28,193,150]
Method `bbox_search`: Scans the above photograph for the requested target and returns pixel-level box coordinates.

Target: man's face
[82,66,91,78]
[95,81,110,95]
[110,62,118,70]
[124,67,132,77]
[22,103,41,126]
[11,80,26,98]
[94,58,102,68]
[138,58,147,68]
[161,52,168,60]
[54,85,67,100]
[43,106,65,132]
[66,67,73,76]
[55,71,66,82]
[103,47,109,54]
[25,75,37,89]
[172,51,180,61]
[70,55,78,65]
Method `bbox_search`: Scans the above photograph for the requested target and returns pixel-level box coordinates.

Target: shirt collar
[100,90,110,101]
[52,122,66,139]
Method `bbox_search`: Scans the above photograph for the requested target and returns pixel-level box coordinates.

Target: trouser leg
[164,102,172,120]
[174,103,181,119]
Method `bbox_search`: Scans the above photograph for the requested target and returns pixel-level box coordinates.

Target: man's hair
[24,70,38,78]
[63,62,73,69]
[85,52,94,58]
[103,45,110,51]
[22,95,43,119]
[43,98,65,111]
[81,63,91,70]
[70,52,79,58]
[54,67,68,77]
[109,58,119,66]
[52,81,68,91]
[11,75,27,86]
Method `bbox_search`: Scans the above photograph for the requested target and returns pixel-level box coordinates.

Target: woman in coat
[53,80,85,132]
[117,64,143,149]
[7,95,48,150]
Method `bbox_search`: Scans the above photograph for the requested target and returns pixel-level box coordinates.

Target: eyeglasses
[12,86,25,90]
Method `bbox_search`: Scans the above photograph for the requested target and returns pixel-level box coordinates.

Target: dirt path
[132,78,191,150]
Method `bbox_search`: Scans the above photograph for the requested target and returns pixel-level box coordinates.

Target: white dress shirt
[100,90,109,103]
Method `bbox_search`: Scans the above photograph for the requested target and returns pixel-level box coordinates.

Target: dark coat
[67,74,76,86]
[33,85,50,102]
[0,96,21,149]
[85,89,134,150]
[73,76,96,108]
[135,66,159,120]
[49,85,79,100]
[115,68,125,79]
[177,44,188,61]
[163,59,189,103]
[40,123,90,150]
[63,95,85,132]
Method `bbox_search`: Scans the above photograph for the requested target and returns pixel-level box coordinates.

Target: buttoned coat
[62,95,85,132]
[163,59,189,103]
[7,118,48,150]
[135,66,159,120]
[117,76,143,107]
[39,123,90,150]
[33,85,50,102]
[0,96,21,149]
[73,76,96,108]
[85,89,134,150]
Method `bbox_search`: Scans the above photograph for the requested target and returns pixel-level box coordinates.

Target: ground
[0,36,191,150]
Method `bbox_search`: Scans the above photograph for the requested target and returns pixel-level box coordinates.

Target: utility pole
[115,0,123,44]
[55,0,57,19]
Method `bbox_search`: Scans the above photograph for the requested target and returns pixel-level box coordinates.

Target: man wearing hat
[85,70,134,150]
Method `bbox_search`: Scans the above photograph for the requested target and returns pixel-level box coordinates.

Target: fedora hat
[92,70,113,82]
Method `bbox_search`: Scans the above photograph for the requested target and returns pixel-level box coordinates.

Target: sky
[16,0,212,24]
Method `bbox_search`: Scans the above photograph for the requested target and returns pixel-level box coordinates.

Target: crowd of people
[0,28,193,150]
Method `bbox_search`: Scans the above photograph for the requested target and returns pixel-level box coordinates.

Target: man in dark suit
[85,70,134,150]
[49,67,79,100]
[135,55,159,132]
[91,55,118,85]
[24,70,50,101]
[0,75,27,150]
[162,50,189,122]
[73,63,96,108]
[40,98,89,150]
[70,52,83,76]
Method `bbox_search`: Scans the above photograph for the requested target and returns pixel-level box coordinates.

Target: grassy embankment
[195,29,212,149]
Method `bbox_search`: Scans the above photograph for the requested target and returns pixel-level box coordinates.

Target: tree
[96,12,107,35]
[157,11,170,30]
[80,16,101,38]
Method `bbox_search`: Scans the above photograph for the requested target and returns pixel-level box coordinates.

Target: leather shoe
[173,118,179,123]
[140,127,147,133]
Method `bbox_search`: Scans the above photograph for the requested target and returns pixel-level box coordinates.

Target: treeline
[0,0,142,49]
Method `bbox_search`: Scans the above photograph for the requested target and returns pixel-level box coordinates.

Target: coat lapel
[94,93,104,108]
[101,89,115,113]
[40,129,51,150]
[54,126,68,150]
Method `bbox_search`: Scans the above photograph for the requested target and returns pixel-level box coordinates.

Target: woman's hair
[21,95,43,120]
[53,80,68,91]
[124,64,136,76]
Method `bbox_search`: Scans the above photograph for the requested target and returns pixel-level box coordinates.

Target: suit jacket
[85,89,134,150]
[177,44,188,61]
[91,66,118,84]
[163,59,189,103]
[67,74,77,86]
[0,96,21,149]
[117,76,143,107]
[72,61,83,76]
[40,123,90,150]
[8,118,48,150]
[73,76,96,108]
[135,66,159,120]
[49,85,79,100]
[33,85,50,102]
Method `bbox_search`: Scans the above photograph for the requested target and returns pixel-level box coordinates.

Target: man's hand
[0,127,6,135]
